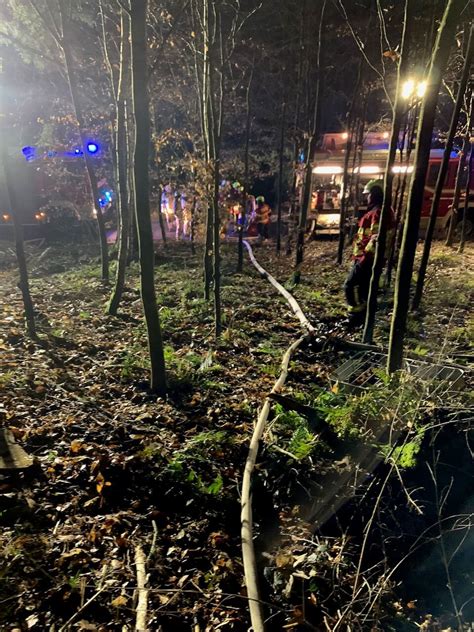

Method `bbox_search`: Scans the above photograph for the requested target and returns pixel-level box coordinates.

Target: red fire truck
[310,132,474,237]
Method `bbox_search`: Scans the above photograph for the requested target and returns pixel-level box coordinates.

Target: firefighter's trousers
[344,259,372,313]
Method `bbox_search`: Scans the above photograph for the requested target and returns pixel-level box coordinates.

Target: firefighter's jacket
[255,203,271,224]
[353,205,395,264]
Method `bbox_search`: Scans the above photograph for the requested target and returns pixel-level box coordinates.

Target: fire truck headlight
[313,166,343,175]
[392,165,414,174]
[318,213,340,226]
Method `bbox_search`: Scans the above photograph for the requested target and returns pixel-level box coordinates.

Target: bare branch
[376,0,391,51]
[44,0,63,41]
[116,0,131,15]
[0,29,62,68]
[148,0,190,79]
[98,0,118,102]
[27,0,61,44]
[333,0,393,107]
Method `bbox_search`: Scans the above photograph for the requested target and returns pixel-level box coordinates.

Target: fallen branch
[135,545,148,631]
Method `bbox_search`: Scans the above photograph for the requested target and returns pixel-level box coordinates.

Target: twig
[148,0,190,78]
[58,586,106,631]
[393,462,423,515]
[427,455,463,630]
[135,545,149,631]
[333,0,392,107]
[147,519,159,562]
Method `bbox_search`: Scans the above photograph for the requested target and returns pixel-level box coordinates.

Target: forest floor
[0,238,472,631]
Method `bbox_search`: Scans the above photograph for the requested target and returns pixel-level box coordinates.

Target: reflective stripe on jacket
[353,205,395,263]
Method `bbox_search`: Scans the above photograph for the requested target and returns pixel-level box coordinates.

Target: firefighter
[255,195,272,241]
[344,180,395,324]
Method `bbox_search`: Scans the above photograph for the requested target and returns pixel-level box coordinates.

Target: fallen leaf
[70,439,84,453]
[383,49,400,61]
[111,595,128,608]
[276,551,294,568]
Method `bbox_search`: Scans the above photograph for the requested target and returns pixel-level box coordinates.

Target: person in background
[255,195,271,242]
[344,180,395,325]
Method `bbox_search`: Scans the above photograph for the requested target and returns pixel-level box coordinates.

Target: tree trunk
[150,107,168,246]
[336,133,352,263]
[294,0,326,284]
[108,11,131,316]
[446,90,474,246]
[190,194,196,255]
[201,0,214,300]
[458,135,474,253]
[387,0,464,373]
[2,157,37,338]
[276,101,286,253]
[337,100,358,264]
[191,15,212,292]
[212,170,222,336]
[285,1,305,257]
[386,103,419,285]
[208,7,224,338]
[237,67,253,273]
[130,0,167,395]
[392,118,410,214]
[58,2,109,283]
[337,0,373,263]
[127,106,139,263]
[348,103,368,243]
[413,27,474,307]
[363,0,413,343]
[157,186,167,244]
[0,58,36,337]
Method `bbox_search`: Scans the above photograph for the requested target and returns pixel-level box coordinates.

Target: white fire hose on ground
[240,240,315,631]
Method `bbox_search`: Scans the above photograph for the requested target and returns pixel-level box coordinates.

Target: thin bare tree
[102,3,132,315]
[26,0,110,282]
[412,24,474,309]
[387,0,465,373]
[445,90,473,246]
[130,0,167,394]
[362,0,413,343]
[294,0,326,284]
[237,63,254,272]
[0,154,37,338]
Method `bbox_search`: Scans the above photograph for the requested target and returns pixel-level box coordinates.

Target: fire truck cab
[309,132,474,238]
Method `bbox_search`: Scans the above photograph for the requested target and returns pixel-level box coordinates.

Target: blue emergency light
[22,146,37,162]
[86,142,99,154]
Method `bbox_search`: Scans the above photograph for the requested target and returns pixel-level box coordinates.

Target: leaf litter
[0,240,472,630]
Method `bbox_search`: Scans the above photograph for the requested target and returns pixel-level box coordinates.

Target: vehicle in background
[309,132,474,238]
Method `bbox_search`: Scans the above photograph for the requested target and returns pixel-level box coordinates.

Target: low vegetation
[0,240,472,629]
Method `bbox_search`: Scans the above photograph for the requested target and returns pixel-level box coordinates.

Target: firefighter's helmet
[362,179,384,195]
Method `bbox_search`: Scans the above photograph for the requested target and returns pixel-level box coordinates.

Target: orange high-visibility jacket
[353,205,395,263]
[256,203,271,224]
